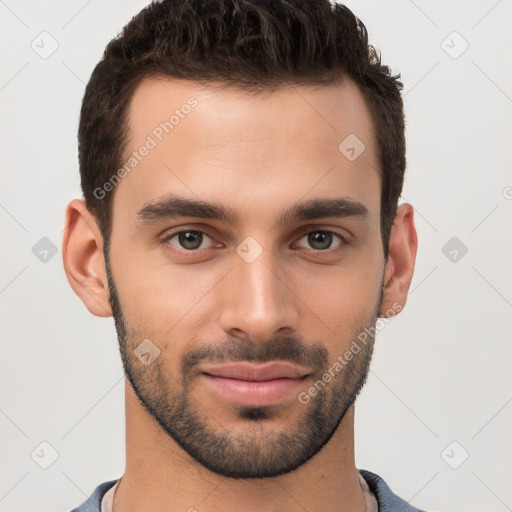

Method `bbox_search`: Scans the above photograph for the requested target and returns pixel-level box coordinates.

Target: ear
[62,199,112,317]
[379,202,418,317]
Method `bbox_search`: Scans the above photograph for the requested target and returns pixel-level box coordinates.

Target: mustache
[181,336,329,375]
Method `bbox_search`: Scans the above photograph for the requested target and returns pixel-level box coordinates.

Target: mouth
[199,362,311,407]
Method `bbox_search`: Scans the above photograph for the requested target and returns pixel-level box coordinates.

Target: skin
[62,75,417,512]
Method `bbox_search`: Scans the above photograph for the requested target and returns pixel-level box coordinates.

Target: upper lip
[200,362,310,381]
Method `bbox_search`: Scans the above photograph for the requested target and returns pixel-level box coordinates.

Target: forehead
[115,75,380,226]
[126,75,377,153]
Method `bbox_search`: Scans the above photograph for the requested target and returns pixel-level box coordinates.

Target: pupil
[179,231,202,250]
[309,231,332,250]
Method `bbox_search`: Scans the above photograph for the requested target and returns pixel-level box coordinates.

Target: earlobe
[62,199,113,318]
[379,203,418,317]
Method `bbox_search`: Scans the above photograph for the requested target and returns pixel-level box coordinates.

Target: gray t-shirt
[71,469,427,512]
[100,473,378,512]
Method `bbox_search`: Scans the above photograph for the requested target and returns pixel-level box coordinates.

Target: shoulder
[359,469,429,512]
[69,479,119,512]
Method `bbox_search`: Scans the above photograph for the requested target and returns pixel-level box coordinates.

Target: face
[105,76,385,478]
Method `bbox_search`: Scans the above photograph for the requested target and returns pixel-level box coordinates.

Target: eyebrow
[135,193,369,227]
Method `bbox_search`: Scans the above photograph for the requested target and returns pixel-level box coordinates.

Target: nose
[218,243,301,344]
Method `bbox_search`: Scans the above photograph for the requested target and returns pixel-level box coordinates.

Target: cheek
[114,251,223,339]
[288,257,382,344]
[305,277,378,335]
[295,242,382,302]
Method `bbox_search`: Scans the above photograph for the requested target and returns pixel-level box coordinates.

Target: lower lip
[201,374,307,406]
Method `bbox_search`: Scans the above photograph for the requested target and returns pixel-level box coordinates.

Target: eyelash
[159,228,347,256]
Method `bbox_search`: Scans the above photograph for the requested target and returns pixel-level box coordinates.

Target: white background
[1,1,511,511]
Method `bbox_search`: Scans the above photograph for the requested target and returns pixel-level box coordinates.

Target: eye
[162,230,214,251]
[294,230,345,251]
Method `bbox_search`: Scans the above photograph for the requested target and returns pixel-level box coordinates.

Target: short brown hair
[78,0,405,260]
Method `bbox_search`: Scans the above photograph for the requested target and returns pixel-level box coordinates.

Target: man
[63,0,421,510]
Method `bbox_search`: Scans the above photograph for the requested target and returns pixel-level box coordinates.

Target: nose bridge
[219,238,299,341]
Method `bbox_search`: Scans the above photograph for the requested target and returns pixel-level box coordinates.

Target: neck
[113,380,366,512]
